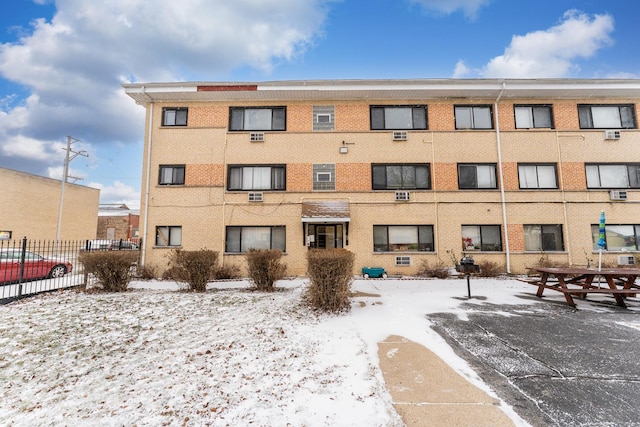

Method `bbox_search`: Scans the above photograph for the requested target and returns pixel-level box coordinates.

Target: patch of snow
[0,277,600,426]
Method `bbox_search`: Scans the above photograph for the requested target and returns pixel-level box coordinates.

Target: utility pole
[55,135,88,242]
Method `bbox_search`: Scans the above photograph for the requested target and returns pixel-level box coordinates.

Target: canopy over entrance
[301,200,350,223]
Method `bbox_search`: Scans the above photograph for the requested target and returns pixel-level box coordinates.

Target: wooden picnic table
[522,266,640,308]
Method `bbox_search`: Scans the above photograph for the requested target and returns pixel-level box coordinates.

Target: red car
[0,249,73,284]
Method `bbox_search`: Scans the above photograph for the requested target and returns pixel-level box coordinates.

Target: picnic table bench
[520,266,640,308]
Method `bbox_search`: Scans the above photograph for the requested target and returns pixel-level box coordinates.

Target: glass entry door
[308,224,343,249]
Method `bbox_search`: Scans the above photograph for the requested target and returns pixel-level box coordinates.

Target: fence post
[18,236,27,297]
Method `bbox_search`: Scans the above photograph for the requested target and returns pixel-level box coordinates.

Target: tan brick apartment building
[123,79,640,276]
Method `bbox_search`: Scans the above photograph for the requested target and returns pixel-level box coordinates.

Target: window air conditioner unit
[609,190,627,201]
[392,131,408,141]
[604,130,621,140]
[617,255,635,266]
[395,191,410,201]
[250,132,265,142]
[395,256,412,266]
[248,192,264,202]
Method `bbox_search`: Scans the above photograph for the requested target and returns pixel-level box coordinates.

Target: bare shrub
[531,254,567,269]
[162,266,183,281]
[306,249,354,312]
[477,260,505,277]
[79,251,138,292]
[215,263,242,280]
[135,264,158,280]
[246,249,287,292]
[167,249,219,292]
[417,258,450,278]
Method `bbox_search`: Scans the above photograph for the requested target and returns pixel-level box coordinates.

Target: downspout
[140,92,154,266]
[221,131,230,261]
[494,82,511,273]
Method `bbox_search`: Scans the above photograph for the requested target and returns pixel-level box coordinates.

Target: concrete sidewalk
[378,335,515,427]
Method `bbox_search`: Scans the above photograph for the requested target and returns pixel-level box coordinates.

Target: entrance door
[308,224,343,249]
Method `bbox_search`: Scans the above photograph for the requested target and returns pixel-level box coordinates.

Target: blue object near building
[361,266,387,279]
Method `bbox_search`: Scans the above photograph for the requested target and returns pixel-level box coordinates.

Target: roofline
[123,78,640,103]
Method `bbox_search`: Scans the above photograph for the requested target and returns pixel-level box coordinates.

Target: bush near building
[246,249,287,292]
[167,249,219,292]
[306,249,354,312]
[79,251,138,292]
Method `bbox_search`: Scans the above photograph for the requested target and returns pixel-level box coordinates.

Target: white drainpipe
[140,97,154,266]
[494,82,511,273]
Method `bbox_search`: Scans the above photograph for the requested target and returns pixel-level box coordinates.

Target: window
[395,256,412,266]
[591,224,640,251]
[518,164,558,189]
[514,105,553,129]
[370,106,427,130]
[156,226,182,247]
[162,108,188,126]
[225,226,286,253]
[228,165,285,191]
[229,107,286,131]
[373,225,434,252]
[313,164,335,191]
[462,225,502,251]
[313,106,334,131]
[158,165,185,185]
[524,225,564,251]
[372,164,431,190]
[454,105,493,129]
[578,104,636,129]
[458,164,497,189]
[585,164,640,188]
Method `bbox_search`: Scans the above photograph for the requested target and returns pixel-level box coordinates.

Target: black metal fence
[1,237,140,304]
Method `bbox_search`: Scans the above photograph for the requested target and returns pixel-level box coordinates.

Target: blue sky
[1,0,639,209]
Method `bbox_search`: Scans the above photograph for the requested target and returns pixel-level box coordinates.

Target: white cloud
[0,0,331,192]
[481,10,614,78]
[409,0,491,19]
[1,134,58,161]
[452,60,470,78]
[606,71,640,79]
[89,180,140,210]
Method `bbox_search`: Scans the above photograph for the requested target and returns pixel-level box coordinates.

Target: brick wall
[137,96,640,275]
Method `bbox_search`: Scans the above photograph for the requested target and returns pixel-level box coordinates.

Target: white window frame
[313,164,336,191]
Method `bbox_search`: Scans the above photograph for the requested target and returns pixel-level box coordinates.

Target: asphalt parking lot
[428,295,640,427]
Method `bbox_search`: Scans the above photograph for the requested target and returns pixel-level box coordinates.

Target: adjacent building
[0,167,100,241]
[123,79,640,276]
[96,204,140,242]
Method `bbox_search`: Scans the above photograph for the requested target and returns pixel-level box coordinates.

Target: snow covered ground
[0,276,581,426]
